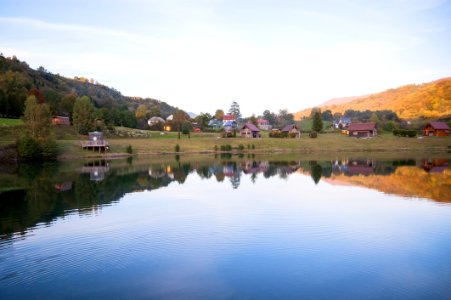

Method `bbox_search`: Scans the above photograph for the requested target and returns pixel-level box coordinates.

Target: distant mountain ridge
[294,78,451,120]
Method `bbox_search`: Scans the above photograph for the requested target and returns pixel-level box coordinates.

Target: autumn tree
[214,109,224,120]
[73,96,95,134]
[135,104,148,120]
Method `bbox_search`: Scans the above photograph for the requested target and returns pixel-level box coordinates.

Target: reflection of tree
[230,174,241,189]
[310,161,323,184]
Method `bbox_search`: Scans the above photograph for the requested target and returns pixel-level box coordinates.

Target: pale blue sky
[1,0,450,116]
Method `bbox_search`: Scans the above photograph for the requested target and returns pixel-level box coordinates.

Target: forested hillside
[0,54,177,125]
[295,78,451,120]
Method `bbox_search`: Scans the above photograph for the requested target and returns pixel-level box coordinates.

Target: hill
[294,78,451,120]
[0,54,178,120]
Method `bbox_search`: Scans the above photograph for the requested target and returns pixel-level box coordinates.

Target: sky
[1,0,450,116]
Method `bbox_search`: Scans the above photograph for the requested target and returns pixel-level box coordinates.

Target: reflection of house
[423,122,450,137]
[241,161,270,174]
[347,160,375,176]
[52,116,70,125]
[82,160,110,181]
[240,123,261,138]
[281,124,301,138]
[257,118,272,131]
[81,131,109,152]
[348,123,377,137]
[223,164,236,177]
[422,159,449,173]
[54,182,73,191]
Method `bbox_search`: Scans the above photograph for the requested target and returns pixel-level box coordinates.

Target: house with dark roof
[423,121,450,136]
[240,123,261,138]
[281,124,301,138]
[347,123,377,137]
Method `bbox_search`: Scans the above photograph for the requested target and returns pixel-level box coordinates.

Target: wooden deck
[81,140,109,152]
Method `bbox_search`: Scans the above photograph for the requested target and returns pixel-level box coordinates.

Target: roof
[348,123,376,131]
[223,114,236,121]
[428,121,450,130]
[257,118,269,124]
[148,116,165,123]
[281,124,299,132]
[242,123,260,132]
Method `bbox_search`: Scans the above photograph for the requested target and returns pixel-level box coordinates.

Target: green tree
[23,95,52,140]
[263,110,277,125]
[229,101,241,119]
[59,94,76,119]
[73,96,95,134]
[312,111,323,132]
[370,112,381,127]
[19,95,57,161]
[321,110,333,122]
[248,114,258,125]
[277,109,294,127]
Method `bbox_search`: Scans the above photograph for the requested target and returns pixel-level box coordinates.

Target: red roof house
[423,122,450,136]
[52,116,70,125]
[347,123,377,137]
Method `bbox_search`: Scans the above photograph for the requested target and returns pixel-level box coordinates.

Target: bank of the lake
[56,133,451,160]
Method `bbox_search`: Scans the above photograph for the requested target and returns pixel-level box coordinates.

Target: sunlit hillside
[295,78,451,120]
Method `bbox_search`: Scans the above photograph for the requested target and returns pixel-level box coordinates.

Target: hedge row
[393,129,417,137]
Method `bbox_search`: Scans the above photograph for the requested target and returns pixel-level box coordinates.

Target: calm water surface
[0,156,450,299]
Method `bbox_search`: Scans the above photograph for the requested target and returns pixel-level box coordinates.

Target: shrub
[17,136,42,161]
[126,144,133,154]
[40,139,58,160]
[407,130,417,138]
[220,145,226,151]
[214,145,218,151]
[309,131,317,138]
[225,144,232,151]
[238,144,245,151]
[251,144,255,149]
[175,144,180,152]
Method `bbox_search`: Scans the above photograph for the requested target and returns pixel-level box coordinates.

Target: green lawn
[0,118,23,126]
[56,132,451,160]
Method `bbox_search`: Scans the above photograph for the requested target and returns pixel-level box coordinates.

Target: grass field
[0,118,23,126]
[56,131,451,160]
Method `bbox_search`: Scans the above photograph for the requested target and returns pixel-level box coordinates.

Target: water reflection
[0,157,449,239]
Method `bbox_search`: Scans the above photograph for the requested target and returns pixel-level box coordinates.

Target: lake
[1,155,450,299]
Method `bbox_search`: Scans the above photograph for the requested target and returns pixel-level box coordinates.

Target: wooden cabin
[347,123,377,137]
[52,116,70,125]
[240,123,261,138]
[281,124,301,138]
[81,131,109,152]
[423,122,450,136]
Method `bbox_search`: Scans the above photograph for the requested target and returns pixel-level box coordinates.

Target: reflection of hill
[325,167,450,202]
